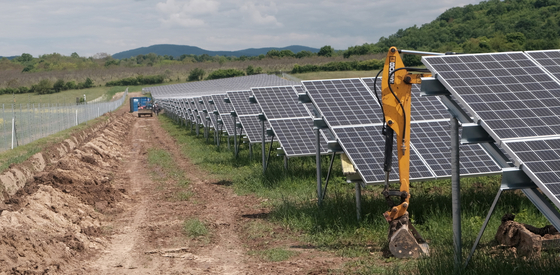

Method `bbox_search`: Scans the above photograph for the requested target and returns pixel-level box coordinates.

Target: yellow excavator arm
[379,46,430,258]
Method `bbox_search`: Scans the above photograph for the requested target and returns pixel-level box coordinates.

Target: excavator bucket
[387,214,429,258]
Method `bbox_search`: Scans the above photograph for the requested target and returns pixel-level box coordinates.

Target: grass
[0,107,113,172]
[249,248,299,262]
[146,147,192,201]
[154,114,560,273]
[183,218,208,237]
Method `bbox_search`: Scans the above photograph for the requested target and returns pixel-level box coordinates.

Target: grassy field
[158,115,560,274]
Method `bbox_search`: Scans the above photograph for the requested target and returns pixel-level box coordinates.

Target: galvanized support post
[451,115,462,270]
[262,119,266,173]
[316,127,322,206]
[355,182,362,221]
[284,156,288,171]
[233,115,238,158]
[249,143,253,160]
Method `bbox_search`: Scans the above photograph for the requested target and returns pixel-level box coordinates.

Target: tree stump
[495,213,560,258]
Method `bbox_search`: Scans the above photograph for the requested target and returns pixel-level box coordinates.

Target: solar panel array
[302,78,501,185]
[148,74,298,98]
[303,78,383,127]
[202,95,216,129]
[423,52,560,140]
[423,50,560,209]
[252,85,329,157]
[226,90,270,143]
[252,86,310,119]
[210,94,235,135]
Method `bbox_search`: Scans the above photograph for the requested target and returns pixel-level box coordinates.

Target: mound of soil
[0,109,135,274]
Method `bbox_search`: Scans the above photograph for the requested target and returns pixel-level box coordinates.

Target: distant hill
[0,56,18,60]
[372,0,560,53]
[111,44,320,59]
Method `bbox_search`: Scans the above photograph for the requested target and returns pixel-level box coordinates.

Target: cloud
[0,0,484,56]
[157,0,219,27]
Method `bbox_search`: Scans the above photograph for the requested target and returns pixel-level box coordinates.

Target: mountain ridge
[111,44,320,59]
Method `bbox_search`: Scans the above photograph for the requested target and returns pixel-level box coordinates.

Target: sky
[0,0,483,58]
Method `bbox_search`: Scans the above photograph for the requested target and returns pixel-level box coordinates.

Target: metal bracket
[266,128,275,137]
[313,118,328,129]
[258,113,267,121]
[298,93,312,103]
[420,77,450,96]
[249,96,257,104]
[230,111,238,117]
[208,99,214,105]
[224,97,231,103]
[276,148,285,156]
[327,140,343,153]
[213,110,219,115]
[461,123,494,144]
[236,121,242,129]
[500,167,535,190]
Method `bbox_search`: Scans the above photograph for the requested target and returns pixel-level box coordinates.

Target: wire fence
[0,88,128,152]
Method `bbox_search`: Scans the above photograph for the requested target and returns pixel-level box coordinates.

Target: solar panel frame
[502,137,560,209]
[269,117,329,157]
[525,50,560,82]
[251,86,310,120]
[422,52,560,142]
[302,78,384,127]
[226,90,261,116]
[332,124,435,184]
[201,95,217,129]
[237,115,273,144]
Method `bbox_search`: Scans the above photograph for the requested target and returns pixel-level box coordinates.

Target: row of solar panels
[156,76,503,186]
[422,49,560,210]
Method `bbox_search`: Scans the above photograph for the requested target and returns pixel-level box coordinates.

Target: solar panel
[269,118,329,157]
[226,90,261,116]
[410,121,501,177]
[237,115,272,143]
[147,74,299,98]
[211,94,233,115]
[210,94,234,135]
[251,86,310,119]
[202,95,217,129]
[502,138,560,208]
[361,77,450,121]
[302,78,384,127]
[332,125,434,184]
[423,52,560,141]
[526,50,560,81]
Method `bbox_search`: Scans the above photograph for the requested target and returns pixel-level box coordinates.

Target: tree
[18,53,33,62]
[246,65,263,75]
[32,79,53,94]
[318,45,335,57]
[53,79,65,92]
[295,50,314,58]
[188,68,205,81]
[71,52,80,58]
[205,69,245,80]
[266,49,281,58]
[84,78,94,88]
[279,50,295,58]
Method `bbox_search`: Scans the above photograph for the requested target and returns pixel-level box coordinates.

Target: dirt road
[0,94,344,274]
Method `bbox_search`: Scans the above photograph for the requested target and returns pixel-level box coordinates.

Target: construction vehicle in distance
[376,46,433,258]
[138,103,153,117]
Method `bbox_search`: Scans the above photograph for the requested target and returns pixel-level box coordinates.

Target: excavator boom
[379,47,430,258]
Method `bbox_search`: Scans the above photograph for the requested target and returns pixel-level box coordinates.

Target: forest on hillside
[1,0,560,91]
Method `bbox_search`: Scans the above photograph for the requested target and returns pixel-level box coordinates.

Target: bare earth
[0,93,345,275]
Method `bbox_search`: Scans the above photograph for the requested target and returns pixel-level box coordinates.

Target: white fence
[0,88,128,152]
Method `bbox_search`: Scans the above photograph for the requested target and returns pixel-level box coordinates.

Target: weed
[183,218,208,237]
